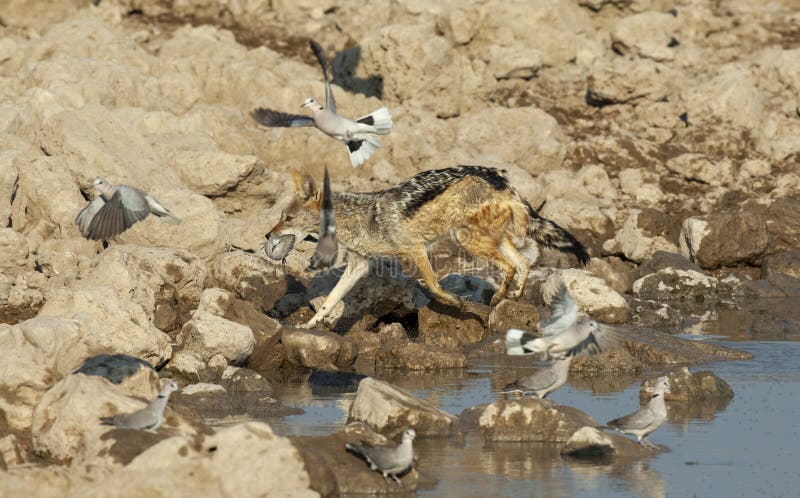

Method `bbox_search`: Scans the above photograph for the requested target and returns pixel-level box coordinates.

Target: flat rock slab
[291,427,419,496]
[375,342,468,370]
[347,378,457,437]
[561,426,654,459]
[479,398,596,442]
[571,327,751,377]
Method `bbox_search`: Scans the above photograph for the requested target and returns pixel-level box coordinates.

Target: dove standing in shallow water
[505,283,622,359]
[501,355,573,399]
[345,428,416,485]
[75,178,181,240]
[100,381,179,430]
[251,40,392,168]
[605,376,671,449]
[308,166,338,270]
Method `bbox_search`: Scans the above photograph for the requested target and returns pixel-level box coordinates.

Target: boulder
[611,11,679,62]
[281,328,356,370]
[35,237,98,280]
[632,268,719,302]
[761,251,800,279]
[570,327,751,378]
[479,398,596,442]
[41,284,174,365]
[682,63,764,130]
[680,211,768,269]
[542,270,630,323]
[561,426,652,458]
[0,229,31,274]
[347,378,457,437]
[84,245,208,333]
[176,310,255,365]
[210,250,287,312]
[586,257,635,295]
[487,299,540,336]
[31,374,174,463]
[634,251,702,281]
[642,368,733,403]
[195,288,284,371]
[375,341,468,370]
[74,422,318,498]
[418,301,490,346]
[292,425,419,495]
[603,209,678,263]
[455,106,566,176]
[160,350,216,385]
[665,153,735,187]
[587,58,677,105]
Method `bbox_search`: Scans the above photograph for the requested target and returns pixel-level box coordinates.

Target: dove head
[654,376,671,394]
[161,380,180,396]
[402,428,417,442]
[301,97,322,110]
[91,177,114,196]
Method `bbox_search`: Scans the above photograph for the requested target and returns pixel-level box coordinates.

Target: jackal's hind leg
[302,253,370,328]
[405,245,463,309]
[458,233,516,306]
[500,237,530,299]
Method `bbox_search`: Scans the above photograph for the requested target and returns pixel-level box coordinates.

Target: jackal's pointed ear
[291,168,318,201]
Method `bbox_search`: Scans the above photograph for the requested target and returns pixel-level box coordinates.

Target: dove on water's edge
[308,166,338,270]
[605,376,671,449]
[100,380,180,431]
[251,39,392,168]
[75,178,181,241]
[501,355,572,399]
[505,283,623,359]
[345,427,416,485]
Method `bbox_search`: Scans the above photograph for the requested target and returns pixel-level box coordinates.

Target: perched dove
[75,178,181,240]
[345,427,416,485]
[251,39,392,168]
[308,166,338,270]
[263,232,296,267]
[505,283,622,359]
[501,356,572,399]
[605,376,671,449]
[100,381,179,430]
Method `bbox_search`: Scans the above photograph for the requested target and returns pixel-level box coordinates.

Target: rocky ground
[1,0,800,496]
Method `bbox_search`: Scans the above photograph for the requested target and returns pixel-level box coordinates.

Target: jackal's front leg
[302,253,370,328]
[405,245,463,309]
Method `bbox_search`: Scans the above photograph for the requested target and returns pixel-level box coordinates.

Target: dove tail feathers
[357,107,392,135]
[505,328,539,356]
[157,211,182,225]
[524,202,589,265]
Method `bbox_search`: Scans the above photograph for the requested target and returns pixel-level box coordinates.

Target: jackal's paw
[438,294,464,310]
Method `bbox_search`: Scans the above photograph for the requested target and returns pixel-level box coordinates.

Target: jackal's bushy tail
[524,203,590,265]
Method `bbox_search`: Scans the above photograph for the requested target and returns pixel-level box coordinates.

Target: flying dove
[345,427,416,485]
[100,380,179,431]
[75,178,181,240]
[501,356,572,399]
[505,283,622,359]
[605,376,670,449]
[308,166,338,270]
[263,232,296,267]
[251,39,392,168]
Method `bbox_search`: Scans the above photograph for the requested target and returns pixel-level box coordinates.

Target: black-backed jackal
[276,166,589,328]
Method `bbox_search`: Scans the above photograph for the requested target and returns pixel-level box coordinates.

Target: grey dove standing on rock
[501,355,573,399]
[75,178,181,240]
[307,166,338,270]
[251,39,392,168]
[100,380,179,431]
[605,376,671,449]
[505,283,623,359]
[345,427,416,485]
[263,232,296,268]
